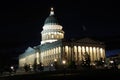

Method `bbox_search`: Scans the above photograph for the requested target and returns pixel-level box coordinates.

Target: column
[90,47,93,62]
[96,47,99,61]
[93,47,97,61]
[77,46,79,62]
[74,46,77,61]
[78,46,82,61]
[103,49,106,59]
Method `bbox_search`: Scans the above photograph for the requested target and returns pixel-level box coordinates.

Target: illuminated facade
[19,8,106,67]
[19,46,40,67]
[40,38,105,66]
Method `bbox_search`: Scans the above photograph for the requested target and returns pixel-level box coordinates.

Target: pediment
[76,37,101,44]
[25,47,35,53]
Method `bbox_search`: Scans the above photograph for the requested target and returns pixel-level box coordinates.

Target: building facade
[19,8,106,68]
[19,46,40,68]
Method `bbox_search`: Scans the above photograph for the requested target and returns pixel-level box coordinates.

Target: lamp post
[54,59,57,70]
[63,60,66,64]
[62,60,66,76]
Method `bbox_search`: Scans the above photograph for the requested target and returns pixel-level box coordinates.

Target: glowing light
[54,59,57,62]
[110,60,114,63]
[62,60,66,64]
[51,7,53,11]
[50,7,54,15]
[51,63,53,66]
[41,39,57,44]
[10,66,14,70]
[102,60,105,63]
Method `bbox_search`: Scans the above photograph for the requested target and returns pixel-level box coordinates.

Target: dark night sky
[0,0,120,63]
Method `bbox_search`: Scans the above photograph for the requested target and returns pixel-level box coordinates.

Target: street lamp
[110,60,114,64]
[62,60,66,76]
[54,59,57,70]
[54,59,57,62]
[62,60,66,65]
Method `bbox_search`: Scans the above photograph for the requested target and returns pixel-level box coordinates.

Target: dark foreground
[0,69,120,80]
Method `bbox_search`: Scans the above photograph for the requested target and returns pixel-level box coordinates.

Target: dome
[44,15,59,25]
[44,7,59,25]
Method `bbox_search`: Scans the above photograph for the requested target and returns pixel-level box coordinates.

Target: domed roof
[44,15,59,25]
[44,7,59,25]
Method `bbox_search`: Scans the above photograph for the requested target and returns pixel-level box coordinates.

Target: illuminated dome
[41,7,64,45]
[44,7,58,25]
[44,15,59,25]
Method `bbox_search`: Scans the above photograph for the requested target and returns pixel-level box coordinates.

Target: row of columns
[42,32,64,40]
[40,46,105,66]
[63,45,105,63]
[41,46,61,66]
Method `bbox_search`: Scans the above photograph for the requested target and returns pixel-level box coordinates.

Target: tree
[81,52,91,70]
[38,62,44,71]
[68,61,76,69]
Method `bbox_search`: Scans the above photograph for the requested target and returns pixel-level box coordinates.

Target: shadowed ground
[0,69,120,80]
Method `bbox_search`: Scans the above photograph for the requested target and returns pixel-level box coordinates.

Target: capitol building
[19,8,106,68]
